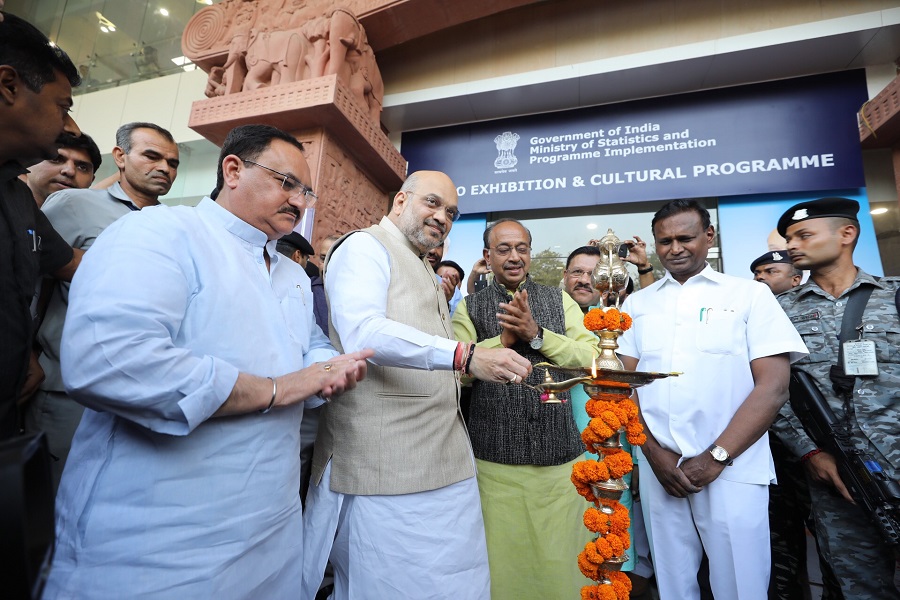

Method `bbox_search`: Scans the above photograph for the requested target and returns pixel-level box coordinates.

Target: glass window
[5,0,216,94]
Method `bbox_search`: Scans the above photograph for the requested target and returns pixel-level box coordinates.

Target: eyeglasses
[490,244,531,257]
[566,268,593,279]
[243,160,318,207]
[404,191,461,222]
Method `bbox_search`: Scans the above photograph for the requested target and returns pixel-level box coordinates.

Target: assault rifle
[789,368,900,549]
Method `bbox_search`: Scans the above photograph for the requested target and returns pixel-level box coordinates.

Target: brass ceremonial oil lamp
[524,229,678,600]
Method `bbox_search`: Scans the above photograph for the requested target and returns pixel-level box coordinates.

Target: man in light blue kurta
[43,125,371,599]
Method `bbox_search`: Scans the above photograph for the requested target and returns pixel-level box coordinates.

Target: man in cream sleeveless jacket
[302,170,532,600]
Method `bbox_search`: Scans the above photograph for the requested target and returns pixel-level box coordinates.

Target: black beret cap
[776,197,859,237]
[749,250,793,273]
[279,232,314,255]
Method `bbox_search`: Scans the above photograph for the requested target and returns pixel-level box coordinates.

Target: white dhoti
[643,470,770,600]
[302,461,490,600]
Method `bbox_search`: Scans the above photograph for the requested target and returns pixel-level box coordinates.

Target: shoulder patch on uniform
[790,311,820,323]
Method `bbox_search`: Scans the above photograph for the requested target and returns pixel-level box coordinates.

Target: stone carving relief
[185,0,383,123]
[314,136,387,241]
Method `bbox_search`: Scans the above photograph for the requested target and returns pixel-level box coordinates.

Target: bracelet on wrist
[637,265,653,275]
[463,343,476,375]
[260,376,277,414]
[800,448,822,462]
[453,342,464,371]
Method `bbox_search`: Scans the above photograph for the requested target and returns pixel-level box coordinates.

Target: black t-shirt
[0,160,73,439]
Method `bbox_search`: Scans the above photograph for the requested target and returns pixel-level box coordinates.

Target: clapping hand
[497,290,539,347]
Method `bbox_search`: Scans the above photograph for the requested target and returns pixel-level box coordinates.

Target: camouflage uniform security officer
[773,197,900,600]
[750,250,842,599]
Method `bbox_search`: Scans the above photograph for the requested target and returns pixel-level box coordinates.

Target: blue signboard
[402,71,868,213]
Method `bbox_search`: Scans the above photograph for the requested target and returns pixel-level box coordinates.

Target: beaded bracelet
[260,376,277,414]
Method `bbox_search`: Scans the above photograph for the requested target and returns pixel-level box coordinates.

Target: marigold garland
[583,307,633,333]
[583,502,630,536]
[575,308,642,599]
[580,572,633,600]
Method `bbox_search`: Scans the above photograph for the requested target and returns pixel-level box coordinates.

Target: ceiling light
[171,56,197,72]
[870,207,889,215]
[197,0,213,4]
[96,12,117,33]
[159,8,169,17]
[586,223,598,230]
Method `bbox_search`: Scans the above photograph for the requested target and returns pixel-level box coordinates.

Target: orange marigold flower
[583,507,611,534]
[573,482,598,504]
[589,417,615,440]
[583,309,605,332]
[621,399,639,420]
[620,313,633,331]
[598,586,617,600]
[607,505,630,536]
[585,399,611,419]
[609,571,632,597]
[607,533,626,556]
[582,428,602,450]
[580,585,600,600]
[603,452,633,479]
[625,420,647,445]
[594,537,615,560]
[598,410,621,431]
[578,552,600,579]
[584,541,605,564]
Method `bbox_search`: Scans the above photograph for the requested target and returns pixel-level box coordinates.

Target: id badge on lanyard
[842,324,879,376]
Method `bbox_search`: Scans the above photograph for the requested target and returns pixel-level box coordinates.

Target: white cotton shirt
[617,264,807,485]
[45,198,336,599]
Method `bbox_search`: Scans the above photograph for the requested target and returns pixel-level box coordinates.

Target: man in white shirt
[617,199,807,600]
[44,124,371,599]
[303,170,531,600]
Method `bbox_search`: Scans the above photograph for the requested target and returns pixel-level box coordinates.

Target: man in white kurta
[302,171,532,600]
[617,200,807,600]
[43,125,370,599]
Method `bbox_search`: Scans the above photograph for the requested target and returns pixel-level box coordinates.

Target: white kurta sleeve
[326,232,457,370]
[61,212,239,435]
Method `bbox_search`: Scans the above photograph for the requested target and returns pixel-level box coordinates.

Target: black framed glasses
[405,191,461,222]
[243,160,318,206]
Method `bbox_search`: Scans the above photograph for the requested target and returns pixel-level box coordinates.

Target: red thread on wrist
[801,448,823,462]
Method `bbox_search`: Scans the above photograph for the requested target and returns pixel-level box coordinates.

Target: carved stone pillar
[183,2,404,250]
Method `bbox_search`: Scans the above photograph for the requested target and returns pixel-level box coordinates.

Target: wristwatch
[529,328,544,350]
[708,444,733,466]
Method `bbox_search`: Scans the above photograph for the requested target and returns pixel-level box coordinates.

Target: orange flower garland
[574,307,644,599]
[580,573,632,600]
[583,308,633,333]
[583,503,630,535]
